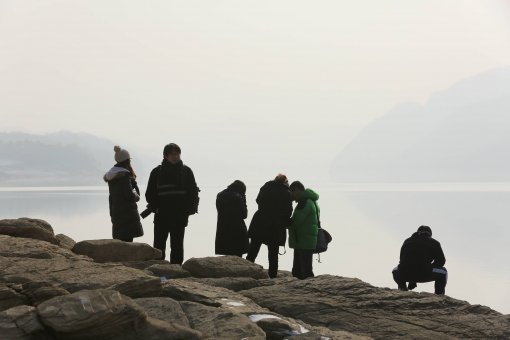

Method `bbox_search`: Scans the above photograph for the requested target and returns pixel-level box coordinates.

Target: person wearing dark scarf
[392,225,448,294]
[104,145,143,242]
[145,143,199,264]
[215,180,249,257]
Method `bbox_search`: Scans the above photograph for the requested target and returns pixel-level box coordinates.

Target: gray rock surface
[182,255,269,279]
[0,305,51,340]
[147,263,192,279]
[135,297,191,327]
[37,289,201,340]
[0,218,59,245]
[0,285,28,312]
[2,219,508,339]
[55,233,76,249]
[181,300,266,339]
[240,274,510,339]
[21,281,70,305]
[72,239,162,263]
[0,235,161,295]
[122,259,170,270]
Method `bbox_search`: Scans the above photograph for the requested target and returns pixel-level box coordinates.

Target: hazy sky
[1,1,510,181]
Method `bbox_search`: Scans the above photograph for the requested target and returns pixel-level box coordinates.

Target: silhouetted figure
[392,225,447,294]
[145,143,199,264]
[215,180,249,257]
[247,174,292,278]
[288,181,319,280]
[104,145,143,242]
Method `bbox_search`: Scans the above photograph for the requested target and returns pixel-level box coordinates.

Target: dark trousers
[292,249,314,280]
[154,222,186,265]
[246,240,279,278]
[392,266,448,295]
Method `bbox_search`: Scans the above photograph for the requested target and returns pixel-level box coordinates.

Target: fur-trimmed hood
[104,166,130,182]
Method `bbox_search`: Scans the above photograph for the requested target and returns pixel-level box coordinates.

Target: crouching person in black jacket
[392,225,448,295]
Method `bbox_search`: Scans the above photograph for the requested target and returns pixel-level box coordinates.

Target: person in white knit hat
[103,145,143,242]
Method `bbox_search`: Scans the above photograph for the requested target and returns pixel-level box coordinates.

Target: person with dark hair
[288,181,319,279]
[215,180,249,257]
[145,143,199,264]
[247,174,293,278]
[104,145,144,242]
[392,225,448,294]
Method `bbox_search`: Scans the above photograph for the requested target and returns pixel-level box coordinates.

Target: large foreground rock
[0,235,162,297]
[161,279,362,339]
[72,239,162,263]
[0,305,51,340]
[183,256,269,279]
[241,274,510,339]
[0,218,58,245]
[37,289,201,339]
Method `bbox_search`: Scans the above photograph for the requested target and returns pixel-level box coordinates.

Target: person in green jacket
[288,181,319,279]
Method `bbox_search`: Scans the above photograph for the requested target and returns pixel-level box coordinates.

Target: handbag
[312,201,332,254]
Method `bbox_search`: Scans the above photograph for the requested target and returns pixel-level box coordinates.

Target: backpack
[312,201,332,254]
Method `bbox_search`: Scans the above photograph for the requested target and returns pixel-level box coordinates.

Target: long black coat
[104,167,144,240]
[248,181,292,246]
[215,187,249,255]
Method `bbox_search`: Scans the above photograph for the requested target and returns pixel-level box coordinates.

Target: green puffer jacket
[288,189,319,250]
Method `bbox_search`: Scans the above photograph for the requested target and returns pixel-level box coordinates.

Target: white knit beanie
[114,145,131,163]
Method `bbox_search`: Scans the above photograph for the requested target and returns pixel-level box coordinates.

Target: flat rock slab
[135,297,191,328]
[146,263,191,279]
[72,239,162,263]
[182,256,269,279]
[0,218,58,245]
[0,305,51,340]
[37,289,201,340]
[55,234,76,250]
[181,300,266,339]
[240,274,510,339]
[0,236,162,296]
[0,285,29,312]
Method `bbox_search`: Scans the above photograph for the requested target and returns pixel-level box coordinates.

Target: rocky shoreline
[0,218,509,339]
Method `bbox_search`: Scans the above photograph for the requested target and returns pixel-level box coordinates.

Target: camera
[140,205,154,219]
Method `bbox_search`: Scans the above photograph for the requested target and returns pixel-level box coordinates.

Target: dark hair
[417,225,432,236]
[228,180,246,195]
[117,159,137,180]
[289,181,305,191]
[274,174,288,185]
[163,143,181,156]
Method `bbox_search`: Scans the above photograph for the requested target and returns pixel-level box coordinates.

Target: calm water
[0,183,509,314]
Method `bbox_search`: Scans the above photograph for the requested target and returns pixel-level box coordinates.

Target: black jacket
[145,160,199,225]
[104,166,143,240]
[248,181,293,246]
[215,185,249,255]
[398,232,446,278]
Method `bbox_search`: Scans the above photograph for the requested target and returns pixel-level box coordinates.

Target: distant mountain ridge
[0,131,116,186]
[331,66,510,182]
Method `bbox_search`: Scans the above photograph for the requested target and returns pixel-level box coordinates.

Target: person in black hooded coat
[215,180,249,257]
[246,174,293,278]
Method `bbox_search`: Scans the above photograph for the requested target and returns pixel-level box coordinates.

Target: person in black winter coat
[392,225,448,294]
[104,146,144,242]
[145,143,199,264]
[215,180,249,257]
[247,174,293,278]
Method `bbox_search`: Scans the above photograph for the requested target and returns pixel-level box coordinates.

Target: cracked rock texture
[0,218,508,339]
